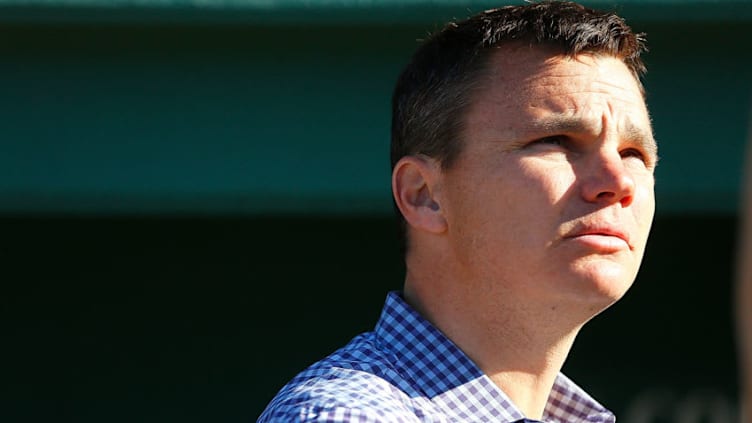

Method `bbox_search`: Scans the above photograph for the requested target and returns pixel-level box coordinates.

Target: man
[259,1,657,421]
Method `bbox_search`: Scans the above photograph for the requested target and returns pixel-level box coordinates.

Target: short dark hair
[390,0,647,250]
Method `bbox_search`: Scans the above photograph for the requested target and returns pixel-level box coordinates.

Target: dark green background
[1,0,748,421]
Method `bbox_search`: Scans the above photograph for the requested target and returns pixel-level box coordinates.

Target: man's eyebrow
[527,115,596,135]
[623,120,659,162]
[526,115,658,160]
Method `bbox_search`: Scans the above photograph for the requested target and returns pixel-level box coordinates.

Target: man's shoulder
[257,366,417,422]
[258,332,421,422]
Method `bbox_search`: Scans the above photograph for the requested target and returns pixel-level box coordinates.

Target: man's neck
[404,277,583,420]
[476,329,579,420]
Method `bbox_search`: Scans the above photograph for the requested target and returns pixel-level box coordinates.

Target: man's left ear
[391,155,447,234]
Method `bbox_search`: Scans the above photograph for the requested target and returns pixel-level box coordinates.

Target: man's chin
[563,262,637,308]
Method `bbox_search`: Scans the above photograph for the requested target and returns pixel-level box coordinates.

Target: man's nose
[580,148,636,207]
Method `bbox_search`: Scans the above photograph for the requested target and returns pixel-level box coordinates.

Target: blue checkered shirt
[258,291,615,422]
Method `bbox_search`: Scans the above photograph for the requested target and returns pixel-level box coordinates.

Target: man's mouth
[565,226,632,252]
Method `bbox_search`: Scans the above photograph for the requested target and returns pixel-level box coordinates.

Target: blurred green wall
[1,1,751,215]
[1,1,749,421]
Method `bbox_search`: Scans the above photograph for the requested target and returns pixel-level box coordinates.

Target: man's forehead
[474,51,648,111]
[484,45,638,88]
[476,47,648,114]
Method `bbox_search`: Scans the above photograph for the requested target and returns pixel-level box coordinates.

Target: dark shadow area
[0,215,738,421]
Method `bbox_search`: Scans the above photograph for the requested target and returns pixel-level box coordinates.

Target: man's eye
[621,148,645,162]
[533,136,566,146]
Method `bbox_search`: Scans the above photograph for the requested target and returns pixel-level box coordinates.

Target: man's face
[438,45,656,311]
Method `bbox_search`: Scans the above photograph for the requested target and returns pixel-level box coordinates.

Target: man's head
[391,0,648,243]
[391,1,656,315]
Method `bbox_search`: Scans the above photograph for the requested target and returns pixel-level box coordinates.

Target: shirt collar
[373,291,615,423]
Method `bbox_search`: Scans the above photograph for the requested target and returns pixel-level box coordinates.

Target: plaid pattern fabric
[258,292,615,423]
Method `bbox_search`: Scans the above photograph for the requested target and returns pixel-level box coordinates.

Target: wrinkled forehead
[475,45,649,117]
[479,42,645,95]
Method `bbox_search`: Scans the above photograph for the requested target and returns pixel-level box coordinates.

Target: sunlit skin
[440,45,656,313]
[393,43,657,419]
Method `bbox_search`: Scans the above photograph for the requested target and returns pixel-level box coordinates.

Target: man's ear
[392,155,447,234]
